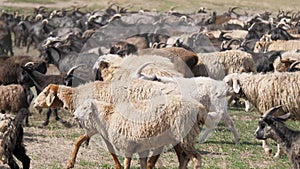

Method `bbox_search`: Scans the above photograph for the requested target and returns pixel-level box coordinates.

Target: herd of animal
[0,3,300,169]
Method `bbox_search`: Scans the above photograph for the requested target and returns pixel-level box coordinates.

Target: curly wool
[198,50,257,80]
[254,40,300,53]
[0,113,16,164]
[225,72,300,119]
[0,84,29,112]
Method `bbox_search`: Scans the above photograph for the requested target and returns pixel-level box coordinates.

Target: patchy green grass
[25,107,296,168]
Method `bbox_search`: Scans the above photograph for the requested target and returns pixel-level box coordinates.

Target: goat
[255,106,300,169]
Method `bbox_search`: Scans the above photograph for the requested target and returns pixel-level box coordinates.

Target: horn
[67,64,86,76]
[262,105,283,118]
[24,62,34,67]
[289,61,300,71]
[131,62,154,79]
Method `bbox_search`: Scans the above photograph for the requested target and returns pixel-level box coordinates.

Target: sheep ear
[233,79,240,93]
[46,90,56,106]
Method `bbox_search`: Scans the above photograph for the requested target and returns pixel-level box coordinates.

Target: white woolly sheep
[197,50,257,80]
[223,72,300,157]
[73,97,207,169]
[0,84,33,126]
[33,80,208,169]
[134,66,240,144]
[254,40,300,53]
[255,106,300,169]
[0,109,30,169]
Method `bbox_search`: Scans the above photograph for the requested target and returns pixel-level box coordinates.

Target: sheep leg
[139,157,148,169]
[191,152,202,169]
[147,154,160,169]
[21,108,31,127]
[13,145,30,169]
[67,134,90,169]
[197,128,214,143]
[110,153,122,169]
[174,144,189,169]
[222,111,240,145]
[124,157,131,169]
[42,108,52,126]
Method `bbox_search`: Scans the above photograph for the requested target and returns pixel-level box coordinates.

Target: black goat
[0,55,47,85]
[255,106,300,169]
[21,64,84,126]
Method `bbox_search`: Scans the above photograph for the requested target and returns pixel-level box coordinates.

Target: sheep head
[33,84,63,109]
[223,73,241,95]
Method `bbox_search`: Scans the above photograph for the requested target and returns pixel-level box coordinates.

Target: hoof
[42,121,49,126]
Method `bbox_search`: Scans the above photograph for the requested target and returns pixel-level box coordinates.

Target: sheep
[133,63,240,144]
[73,97,207,169]
[94,53,193,82]
[197,50,257,80]
[0,109,30,169]
[254,40,300,53]
[156,47,199,73]
[196,50,257,111]
[33,80,207,169]
[223,72,300,157]
[255,106,300,169]
[20,64,85,126]
[0,84,33,126]
[137,48,198,77]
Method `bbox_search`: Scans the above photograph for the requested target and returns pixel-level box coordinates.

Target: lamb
[254,40,300,53]
[33,79,207,168]
[0,109,30,169]
[0,84,33,126]
[197,50,257,80]
[223,72,300,157]
[255,106,300,169]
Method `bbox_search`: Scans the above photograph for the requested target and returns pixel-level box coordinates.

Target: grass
[24,106,298,168]
[7,0,54,4]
